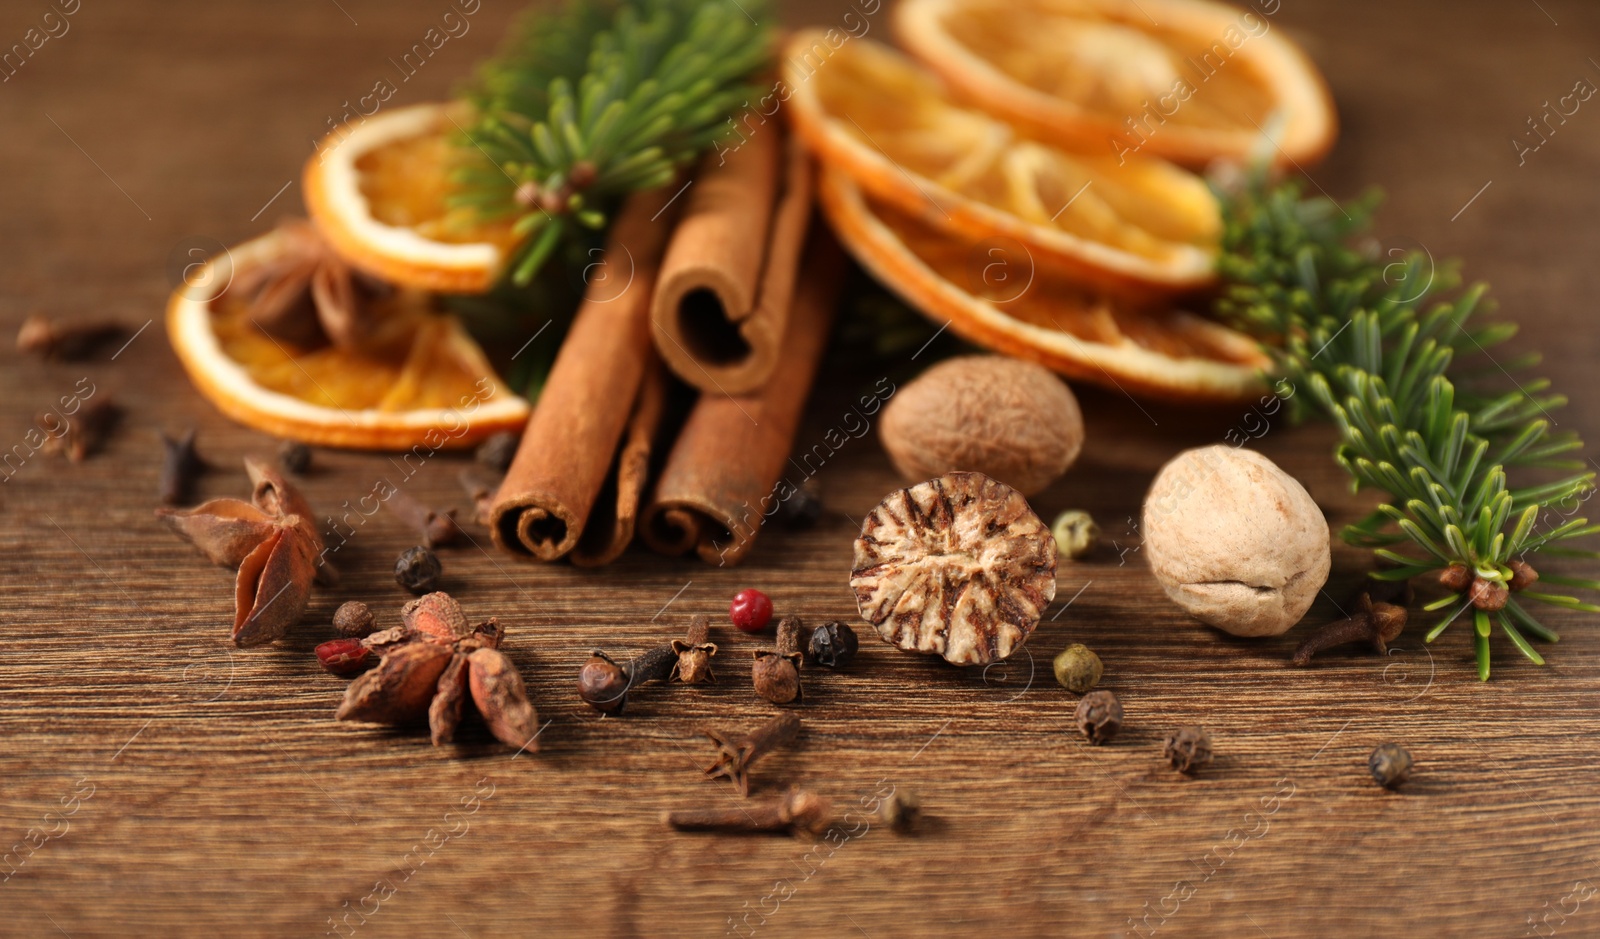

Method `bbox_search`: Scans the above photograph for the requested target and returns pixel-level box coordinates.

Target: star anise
[330,593,541,752]
[226,219,387,348]
[157,458,331,646]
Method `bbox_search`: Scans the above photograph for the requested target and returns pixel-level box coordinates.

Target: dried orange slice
[168,226,530,450]
[782,32,1221,293]
[894,0,1337,169]
[304,102,520,294]
[819,166,1269,403]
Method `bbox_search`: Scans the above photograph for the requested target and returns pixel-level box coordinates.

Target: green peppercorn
[1052,643,1103,693]
[1051,510,1099,559]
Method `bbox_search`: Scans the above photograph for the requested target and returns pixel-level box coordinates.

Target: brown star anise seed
[336,641,456,724]
[228,220,383,349]
[157,458,326,646]
[403,591,475,643]
[429,655,471,746]
[467,648,541,752]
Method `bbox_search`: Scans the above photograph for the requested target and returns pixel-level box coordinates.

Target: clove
[459,467,503,527]
[671,615,719,684]
[1292,593,1408,666]
[17,314,131,361]
[701,712,802,797]
[577,644,676,715]
[388,488,463,548]
[42,398,120,462]
[752,617,805,704]
[158,428,207,505]
[664,789,831,836]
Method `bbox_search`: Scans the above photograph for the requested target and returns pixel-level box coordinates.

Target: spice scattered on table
[577,651,630,715]
[389,489,463,549]
[315,638,373,677]
[752,617,805,704]
[773,480,823,529]
[671,615,719,684]
[878,789,922,834]
[394,546,442,594]
[277,439,311,475]
[701,712,802,797]
[1074,690,1123,745]
[44,397,120,462]
[156,457,327,646]
[1163,726,1214,775]
[730,588,774,633]
[17,313,130,361]
[158,428,206,506]
[333,592,539,751]
[332,600,376,638]
[851,472,1056,666]
[474,431,520,473]
[805,621,858,669]
[1052,643,1103,693]
[1051,510,1099,560]
[664,789,831,836]
[1291,593,1407,666]
[1368,743,1413,790]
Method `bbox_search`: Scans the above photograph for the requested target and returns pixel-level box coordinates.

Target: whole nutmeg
[879,355,1084,495]
[1142,446,1330,637]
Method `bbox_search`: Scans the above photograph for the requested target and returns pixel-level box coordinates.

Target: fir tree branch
[1217,176,1596,679]
[452,0,771,285]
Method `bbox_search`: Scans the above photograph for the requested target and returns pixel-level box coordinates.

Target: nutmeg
[1142,446,1330,637]
[879,355,1084,495]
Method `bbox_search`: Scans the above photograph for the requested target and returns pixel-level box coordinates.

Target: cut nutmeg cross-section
[850,472,1057,666]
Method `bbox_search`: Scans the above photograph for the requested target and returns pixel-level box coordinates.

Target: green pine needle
[451,0,772,285]
[1218,174,1596,679]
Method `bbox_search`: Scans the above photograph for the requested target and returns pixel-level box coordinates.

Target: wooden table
[3,1,1598,936]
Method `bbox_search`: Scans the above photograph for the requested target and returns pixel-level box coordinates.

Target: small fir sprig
[453,0,771,285]
[1217,177,1598,680]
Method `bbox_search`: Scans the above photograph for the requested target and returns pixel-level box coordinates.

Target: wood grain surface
[3,1,1599,937]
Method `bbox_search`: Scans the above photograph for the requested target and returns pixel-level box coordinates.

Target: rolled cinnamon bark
[569,355,673,567]
[641,225,844,566]
[650,127,813,395]
[489,186,679,562]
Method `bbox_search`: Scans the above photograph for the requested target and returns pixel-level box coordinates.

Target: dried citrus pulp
[304,102,520,294]
[167,225,529,450]
[892,0,1337,168]
[782,32,1223,292]
[819,167,1269,403]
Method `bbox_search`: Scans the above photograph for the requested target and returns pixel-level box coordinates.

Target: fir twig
[1217,175,1596,679]
[452,0,771,285]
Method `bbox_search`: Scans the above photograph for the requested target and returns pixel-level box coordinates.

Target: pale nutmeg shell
[1142,446,1330,637]
[880,355,1084,496]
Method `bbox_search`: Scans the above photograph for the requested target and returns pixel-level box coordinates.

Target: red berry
[729,589,774,633]
[315,638,373,677]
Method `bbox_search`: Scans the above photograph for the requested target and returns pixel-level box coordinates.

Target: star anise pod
[226,219,387,348]
[157,458,330,646]
[330,593,541,752]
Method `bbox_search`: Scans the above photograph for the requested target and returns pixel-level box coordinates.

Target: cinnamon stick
[489,186,679,562]
[641,225,844,566]
[651,126,813,395]
[569,355,674,567]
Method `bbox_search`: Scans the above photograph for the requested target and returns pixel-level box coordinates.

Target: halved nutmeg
[850,472,1057,666]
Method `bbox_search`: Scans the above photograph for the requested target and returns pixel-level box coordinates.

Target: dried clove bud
[332,601,376,638]
[1367,742,1413,790]
[664,789,832,837]
[1163,726,1214,775]
[671,615,719,684]
[17,313,130,361]
[806,621,859,669]
[475,431,520,473]
[394,546,442,594]
[627,645,678,685]
[42,398,120,462]
[158,428,207,505]
[878,789,922,834]
[1291,593,1407,666]
[459,467,503,527]
[701,712,802,796]
[578,651,630,715]
[278,440,311,475]
[1074,690,1123,744]
[752,617,805,705]
[388,488,463,549]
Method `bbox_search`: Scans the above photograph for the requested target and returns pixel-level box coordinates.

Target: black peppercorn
[1367,743,1413,789]
[806,621,859,669]
[394,546,442,594]
[1074,690,1123,744]
[475,431,519,473]
[278,439,311,474]
[1163,726,1214,774]
[774,482,823,529]
[332,601,375,638]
